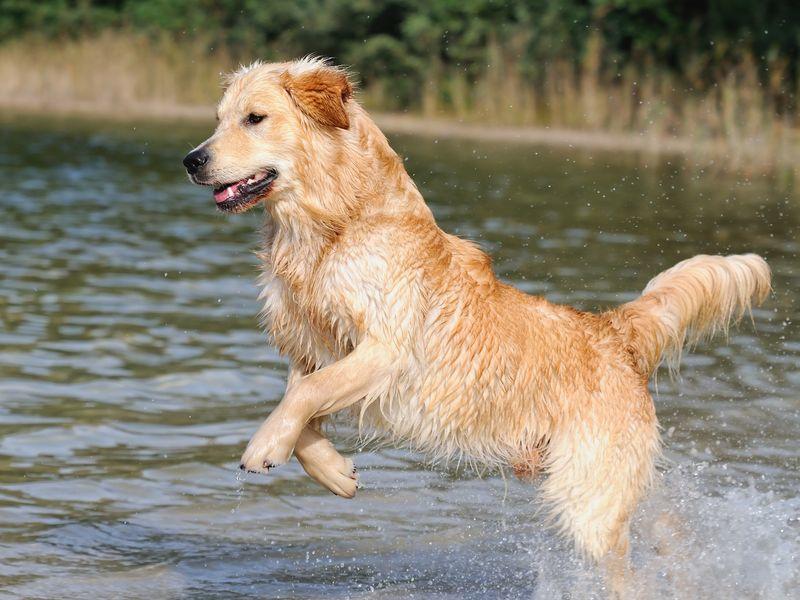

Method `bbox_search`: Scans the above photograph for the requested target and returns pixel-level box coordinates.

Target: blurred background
[0,2,798,599]
[2,0,800,168]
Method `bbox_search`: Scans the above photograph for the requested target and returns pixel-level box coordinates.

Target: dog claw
[239,464,262,475]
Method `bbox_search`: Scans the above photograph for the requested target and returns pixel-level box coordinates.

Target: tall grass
[0,31,233,115]
[427,36,799,171]
[1,31,798,171]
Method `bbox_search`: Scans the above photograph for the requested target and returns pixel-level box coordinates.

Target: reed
[1,31,798,171]
[0,31,234,114]
[420,37,800,172]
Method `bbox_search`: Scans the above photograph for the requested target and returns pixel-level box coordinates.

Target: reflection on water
[0,114,798,599]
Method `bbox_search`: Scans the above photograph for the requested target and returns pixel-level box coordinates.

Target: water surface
[0,114,798,599]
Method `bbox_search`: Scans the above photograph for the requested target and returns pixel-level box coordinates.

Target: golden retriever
[183,57,771,595]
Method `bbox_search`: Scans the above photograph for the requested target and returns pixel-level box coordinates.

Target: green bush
[2,0,798,111]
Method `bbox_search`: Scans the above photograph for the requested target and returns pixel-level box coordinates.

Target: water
[0,114,798,599]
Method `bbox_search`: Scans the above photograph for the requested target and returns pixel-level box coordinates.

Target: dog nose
[183,148,209,175]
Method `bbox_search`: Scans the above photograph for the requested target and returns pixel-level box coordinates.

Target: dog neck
[260,105,431,290]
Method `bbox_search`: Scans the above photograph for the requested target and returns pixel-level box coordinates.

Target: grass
[1,31,798,173]
[0,31,230,113]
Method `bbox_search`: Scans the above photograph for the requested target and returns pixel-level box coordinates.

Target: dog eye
[246,113,265,125]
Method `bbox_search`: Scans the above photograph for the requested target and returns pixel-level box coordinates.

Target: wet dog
[183,57,770,595]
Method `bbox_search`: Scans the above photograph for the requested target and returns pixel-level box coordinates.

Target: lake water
[0,114,798,599]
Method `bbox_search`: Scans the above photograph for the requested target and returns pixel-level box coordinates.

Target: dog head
[183,58,353,214]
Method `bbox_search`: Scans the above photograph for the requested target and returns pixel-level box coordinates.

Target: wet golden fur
[187,57,771,595]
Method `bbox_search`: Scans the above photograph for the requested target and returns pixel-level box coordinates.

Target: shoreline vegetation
[1,94,702,159]
[2,22,800,172]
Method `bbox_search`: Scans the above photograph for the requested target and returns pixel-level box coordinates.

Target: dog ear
[281,65,352,129]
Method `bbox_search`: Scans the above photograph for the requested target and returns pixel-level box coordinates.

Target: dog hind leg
[539,398,659,599]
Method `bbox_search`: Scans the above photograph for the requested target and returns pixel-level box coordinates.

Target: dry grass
[425,36,800,172]
[0,31,233,114]
[1,31,798,172]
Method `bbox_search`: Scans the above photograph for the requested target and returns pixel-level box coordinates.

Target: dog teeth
[246,171,266,185]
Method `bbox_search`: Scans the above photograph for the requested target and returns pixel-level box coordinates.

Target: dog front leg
[280,367,358,497]
[240,339,394,473]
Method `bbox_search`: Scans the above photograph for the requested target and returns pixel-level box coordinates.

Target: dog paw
[292,425,359,498]
[239,434,295,474]
[300,455,359,499]
[239,413,306,474]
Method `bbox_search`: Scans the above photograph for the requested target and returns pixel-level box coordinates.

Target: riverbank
[3,30,800,174]
[3,96,797,174]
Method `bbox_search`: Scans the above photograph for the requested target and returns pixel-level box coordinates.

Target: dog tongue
[214,180,245,203]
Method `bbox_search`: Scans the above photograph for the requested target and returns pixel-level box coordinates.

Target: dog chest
[257,267,358,371]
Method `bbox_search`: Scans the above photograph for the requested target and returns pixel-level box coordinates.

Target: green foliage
[2,0,799,108]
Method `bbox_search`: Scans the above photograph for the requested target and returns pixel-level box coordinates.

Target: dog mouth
[212,169,278,213]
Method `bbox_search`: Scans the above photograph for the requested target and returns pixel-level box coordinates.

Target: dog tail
[611,254,770,376]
